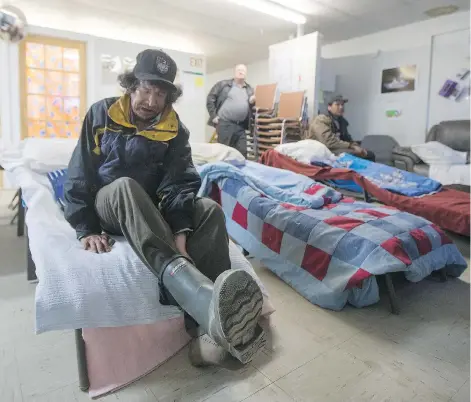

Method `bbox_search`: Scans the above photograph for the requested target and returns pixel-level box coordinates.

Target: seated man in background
[308,95,375,161]
[206,64,255,158]
[64,49,264,368]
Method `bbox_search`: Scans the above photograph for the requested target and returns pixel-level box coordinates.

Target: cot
[260,149,470,237]
[6,165,274,397]
[197,161,467,314]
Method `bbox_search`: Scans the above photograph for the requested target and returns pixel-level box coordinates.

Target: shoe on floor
[188,334,244,370]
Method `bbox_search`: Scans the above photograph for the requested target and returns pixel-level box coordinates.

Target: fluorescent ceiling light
[424,5,459,17]
[228,0,307,25]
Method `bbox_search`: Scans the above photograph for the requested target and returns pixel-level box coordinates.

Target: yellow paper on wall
[194,76,204,88]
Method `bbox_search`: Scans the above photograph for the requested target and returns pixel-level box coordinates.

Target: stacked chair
[251,89,306,159]
[248,84,277,160]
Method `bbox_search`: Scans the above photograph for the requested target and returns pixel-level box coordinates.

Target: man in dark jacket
[308,95,375,161]
[64,50,265,367]
[206,64,255,157]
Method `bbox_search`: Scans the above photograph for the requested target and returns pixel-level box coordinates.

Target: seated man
[308,95,375,161]
[63,49,264,368]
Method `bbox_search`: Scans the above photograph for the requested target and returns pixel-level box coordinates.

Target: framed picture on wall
[381,65,417,93]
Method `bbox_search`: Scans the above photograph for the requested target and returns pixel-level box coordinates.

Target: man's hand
[174,233,190,259]
[212,116,219,125]
[249,95,256,104]
[351,145,368,158]
[81,234,113,254]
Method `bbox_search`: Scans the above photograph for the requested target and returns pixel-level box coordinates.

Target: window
[19,35,86,139]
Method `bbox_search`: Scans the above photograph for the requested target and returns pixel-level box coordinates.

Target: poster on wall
[381,65,417,94]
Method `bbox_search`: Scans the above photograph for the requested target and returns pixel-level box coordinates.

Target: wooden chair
[253,91,305,157]
[247,83,278,160]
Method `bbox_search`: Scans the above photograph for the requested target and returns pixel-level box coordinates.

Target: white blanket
[9,167,272,334]
[429,164,470,186]
[189,142,246,166]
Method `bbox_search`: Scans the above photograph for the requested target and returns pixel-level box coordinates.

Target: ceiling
[9,0,470,71]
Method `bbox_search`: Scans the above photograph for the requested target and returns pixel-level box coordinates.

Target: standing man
[206,64,255,158]
[308,95,375,161]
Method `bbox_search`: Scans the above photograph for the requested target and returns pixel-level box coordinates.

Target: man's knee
[102,177,145,204]
[110,177,141,193]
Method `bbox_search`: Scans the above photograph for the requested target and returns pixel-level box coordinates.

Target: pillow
[23,138,78,173]
[190,142,246,166]
[410,141,468,165]
[47,168,68,209]
[275,140,334,164]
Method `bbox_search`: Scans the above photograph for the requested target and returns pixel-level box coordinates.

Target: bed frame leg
[26,239,37,282]
[384,273,400,315]
[24,213,38,282]
[75,329,90,392]
[439,268,448,282]
[17,189,25,237]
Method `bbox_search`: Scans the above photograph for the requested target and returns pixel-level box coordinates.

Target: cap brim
[328,98,348,105]
[134,72,177,90]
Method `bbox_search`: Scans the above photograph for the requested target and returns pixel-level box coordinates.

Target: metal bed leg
[26,236,37,281]
[384,273,400,315]
[24,208,38,282]
[17,188,25,237]
[75,329,90,392]
[439,268,448,282]
[8,189,19,209]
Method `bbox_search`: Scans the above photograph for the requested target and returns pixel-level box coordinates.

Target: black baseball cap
[327,94,348,105]
[133,49,177,90]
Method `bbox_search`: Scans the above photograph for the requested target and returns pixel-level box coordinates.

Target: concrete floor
[0,189,469,402]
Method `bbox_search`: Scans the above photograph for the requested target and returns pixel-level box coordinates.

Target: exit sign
[190,57,203,68]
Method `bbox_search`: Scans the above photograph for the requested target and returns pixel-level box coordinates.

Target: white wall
[206,11,470,145]
[428,29,470,129]
[323,45,433,145]
[321,11,470,59]
[322,11,470,145]
[269,32,322,120]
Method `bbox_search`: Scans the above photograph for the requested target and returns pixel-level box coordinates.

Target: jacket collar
[328,112,348,125]
[232,79,247,88]
[108,95,179,141]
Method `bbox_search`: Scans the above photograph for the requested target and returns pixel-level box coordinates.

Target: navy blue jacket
[64,96,201,239]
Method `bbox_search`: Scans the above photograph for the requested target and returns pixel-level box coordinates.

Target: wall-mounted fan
[0,5,27,43]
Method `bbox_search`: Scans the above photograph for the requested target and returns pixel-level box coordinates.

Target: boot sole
[227,324,266,364]
[213,269,264,349]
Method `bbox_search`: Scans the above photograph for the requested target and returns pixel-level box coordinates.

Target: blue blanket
[197,162,342,209]
[315,154,442,197]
